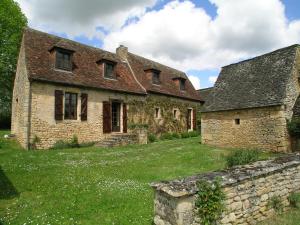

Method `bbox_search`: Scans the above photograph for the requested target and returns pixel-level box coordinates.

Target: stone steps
[95,133,137,148]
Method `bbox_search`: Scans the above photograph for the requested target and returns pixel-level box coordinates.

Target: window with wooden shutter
[187,109,192,130]
[55,49,72,71]
[123,103,127,133]
[55,90,63,120]
[81,93,88,121]
[64,92,77,120]
[103,101,111,133]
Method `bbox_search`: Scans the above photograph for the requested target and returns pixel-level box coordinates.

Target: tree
[0,0,27,128]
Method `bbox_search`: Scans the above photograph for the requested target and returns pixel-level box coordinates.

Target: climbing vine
[195,178,225,225]
[127,95,200,134]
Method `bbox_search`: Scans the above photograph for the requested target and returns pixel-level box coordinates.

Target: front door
[111,102,121,132]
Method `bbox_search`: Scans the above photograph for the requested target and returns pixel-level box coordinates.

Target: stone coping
[151,153,300,198]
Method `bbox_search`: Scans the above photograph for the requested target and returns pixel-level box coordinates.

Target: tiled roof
[197,87,213,103]
[24,28,146,95]
[127,53,202,101]
[23,28,202,102]
[202,44,300,112]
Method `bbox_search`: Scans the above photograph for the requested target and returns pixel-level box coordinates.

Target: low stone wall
[151,154,300,225]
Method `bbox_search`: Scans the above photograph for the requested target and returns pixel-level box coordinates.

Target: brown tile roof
[23,28,202,101]
[127,53,202,101]
[23,28,146,95]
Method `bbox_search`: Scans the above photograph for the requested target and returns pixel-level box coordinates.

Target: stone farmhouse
[12,28,202,149]
[202,44,300,152]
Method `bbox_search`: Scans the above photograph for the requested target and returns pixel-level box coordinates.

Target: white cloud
[188,75,201,90]
[103,0,300,72]
[16,0,157,39]
[208,76,218,84]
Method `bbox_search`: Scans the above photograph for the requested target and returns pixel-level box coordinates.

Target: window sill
[54,68,73,74]
[104,77,118,81]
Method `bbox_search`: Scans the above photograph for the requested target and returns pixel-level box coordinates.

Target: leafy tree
[0,0,27,128]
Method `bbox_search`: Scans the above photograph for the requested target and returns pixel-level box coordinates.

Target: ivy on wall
[127,94,201,134]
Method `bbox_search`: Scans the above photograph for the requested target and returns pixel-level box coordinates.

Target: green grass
[0,130,279,225]
[259,209,300,225]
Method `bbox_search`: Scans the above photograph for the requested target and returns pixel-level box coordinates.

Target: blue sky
[17,0,300,89]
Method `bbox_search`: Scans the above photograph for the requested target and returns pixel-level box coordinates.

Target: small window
[235,118,240,125]
[65,92,77,120]
[155,107,160,119]
[56,50,72,71]
[104,62,115,79]
[173,109,179,119]
[180,79,186,90]
[152,71,160,85]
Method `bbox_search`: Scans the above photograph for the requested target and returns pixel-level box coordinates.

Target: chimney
[116,45,128,61]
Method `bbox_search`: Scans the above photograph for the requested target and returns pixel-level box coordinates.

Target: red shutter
[55,90,63,120]
[103,101,111,133]
[187,109,192,130]
[193,108,197,131]
[81,93,88,121]
[123,103,127,133]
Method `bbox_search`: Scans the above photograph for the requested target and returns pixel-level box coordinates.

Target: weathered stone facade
[11,40,31,148]
[152,154,300,225]
[201,106,290,152]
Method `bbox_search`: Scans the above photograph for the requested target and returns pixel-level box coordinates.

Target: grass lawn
[259,209,300,225]
[0,129,297,225]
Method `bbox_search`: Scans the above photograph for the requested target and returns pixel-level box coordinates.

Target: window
[56,50,72,71]
[173,109,179,119]
[235,118,240,125]
[104,62,115,79]
[64,92,77,120]
[155,107,160,118]
[180,79,186,90]
[152,71,160,85]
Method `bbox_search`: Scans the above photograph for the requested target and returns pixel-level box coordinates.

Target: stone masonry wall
[201,106,290,152]
[152,154,300,225]
[11,39,31,149]
[30,82,143,149]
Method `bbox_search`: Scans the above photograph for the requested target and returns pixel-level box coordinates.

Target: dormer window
[55,49,72,71]
[179,79,186,91]
[152,70,160,85]
[103,61,116,79]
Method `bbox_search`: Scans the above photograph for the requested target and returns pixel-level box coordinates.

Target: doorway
[111,102,121,132]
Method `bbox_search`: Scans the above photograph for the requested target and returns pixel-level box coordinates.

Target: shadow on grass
[0,166,19,199]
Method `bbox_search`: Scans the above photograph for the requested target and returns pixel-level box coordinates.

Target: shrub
[148,133,157,143]
[79,142,95,148]
[69,135,79,148]
[288,192,300,208]
[160,133,174,140]
[287,118,300,137]
[180,132,190,138]
[268,196,284,213]
[195,178,225,225]
[171,133,180,139]
[51,140,70,150]
[128,123,149,130]
[30,135,40,150]
[226,149,260,167]
[189,131,200,137]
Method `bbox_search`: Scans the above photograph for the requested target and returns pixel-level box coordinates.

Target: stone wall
[201,106,290,152]
[11,39,31,149]
[151,154,300,225]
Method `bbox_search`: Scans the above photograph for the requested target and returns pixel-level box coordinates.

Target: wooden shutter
[55,90,63,120]
[123,103,127,133]
[193,108,197,131]
[81,93,88,121]
[103,101,111,133]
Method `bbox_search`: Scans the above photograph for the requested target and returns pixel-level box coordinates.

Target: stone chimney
[116,45,128,61]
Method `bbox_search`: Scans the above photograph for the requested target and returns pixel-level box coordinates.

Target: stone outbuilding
[12,28,202,149]
[202,44,300,152]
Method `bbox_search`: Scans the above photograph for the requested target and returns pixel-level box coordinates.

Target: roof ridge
[222,44,300,68]
[25,27,117,56]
